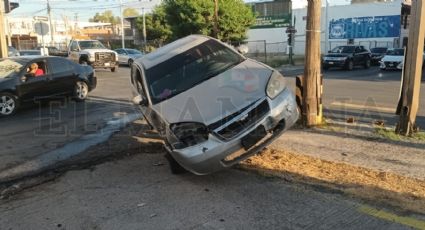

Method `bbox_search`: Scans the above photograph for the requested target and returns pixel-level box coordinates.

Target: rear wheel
[128,59,134,66]
[0,93,18,116]
[73,81,89,102]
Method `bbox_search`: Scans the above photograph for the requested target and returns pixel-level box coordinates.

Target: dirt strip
[241,148,425,215]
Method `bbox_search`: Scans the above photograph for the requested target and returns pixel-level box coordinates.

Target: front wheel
[73,81,89,102]
[111,66,117,72]
[128,59,134,66]
[0,93,18,116]
[165,152,187,174]
[364,59,371,69]
[345,60,354,71]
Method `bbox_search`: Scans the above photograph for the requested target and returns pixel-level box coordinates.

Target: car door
[47,57,77,96]
[16,59,53,102]
[68,41,80,62]
[354,46,363,65]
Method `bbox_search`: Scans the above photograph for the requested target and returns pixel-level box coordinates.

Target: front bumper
[168,88,299,175]
[380,61,402,70]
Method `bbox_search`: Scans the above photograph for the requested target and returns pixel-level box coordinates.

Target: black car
[322,45,371,70]
[0,56,96,116]
[370,47,388,65]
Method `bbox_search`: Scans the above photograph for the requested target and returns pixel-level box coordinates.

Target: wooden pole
[302,0,322,126]
[0,0,9,58]
[213,0,219,38]
[396,0,425,135]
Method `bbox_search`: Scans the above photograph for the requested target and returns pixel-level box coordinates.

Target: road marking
[330,102,395,113]
[358,205,425,230]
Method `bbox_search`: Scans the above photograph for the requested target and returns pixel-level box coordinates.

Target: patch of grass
[413,132,425,141]
[374,127,401,141]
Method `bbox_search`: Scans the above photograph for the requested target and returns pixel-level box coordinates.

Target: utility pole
[0,0,8,58]
[396,0,425,135]
[47,0,54,44]
[302,0,323,126]
[142,7,146,43]
[212,0,219,38]
[119,0,125,49]
[324,0,329,53]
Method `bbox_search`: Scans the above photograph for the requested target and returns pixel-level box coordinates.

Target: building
[246,0,405,55]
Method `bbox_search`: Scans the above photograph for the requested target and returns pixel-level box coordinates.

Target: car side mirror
[132,94,148,106]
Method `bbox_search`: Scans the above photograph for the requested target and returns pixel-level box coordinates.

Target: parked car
[114,48,144,66]
[370,47,388,65]
[36,46,68,57]
[0,56,96,116]
[322,45,371,70]
[19,50,41,56]
[8,46,19,57]
[68,39,118,72]
[130,35,299,175]
[379,48,405,70]
[379,48,425,71]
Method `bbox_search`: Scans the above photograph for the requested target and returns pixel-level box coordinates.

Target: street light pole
[324,0,329,53]
[119,0,125,49]
[142,7,146,44]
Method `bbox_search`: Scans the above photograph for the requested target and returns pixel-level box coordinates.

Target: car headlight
[170,122,209,149]
[266,71,287,99]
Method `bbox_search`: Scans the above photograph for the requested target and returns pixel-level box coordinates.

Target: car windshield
[371,47,387,53]
[0,59,24,78]
[330,46,355,53]
[79,41,106,49]
[386,49,404,56]
[127,49,142,55]
[20,50,41,55]
[145,39,244,104]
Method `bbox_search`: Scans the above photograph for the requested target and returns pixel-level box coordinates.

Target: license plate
[241,125,267,150]
[329,62,334,65]
[104,63,110,67]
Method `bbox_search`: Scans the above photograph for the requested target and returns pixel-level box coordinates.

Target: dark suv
[322,45,371,70]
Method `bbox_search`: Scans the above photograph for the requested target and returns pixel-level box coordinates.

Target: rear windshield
[386,49,404,56]
[371,47,388,53]
[79,41,106,49]
[145,39,244,104]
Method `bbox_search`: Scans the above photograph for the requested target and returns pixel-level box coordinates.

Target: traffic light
[4,0,19,13]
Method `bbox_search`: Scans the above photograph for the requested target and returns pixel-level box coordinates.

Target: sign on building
[329,15,401,39]
[249,0,292,29]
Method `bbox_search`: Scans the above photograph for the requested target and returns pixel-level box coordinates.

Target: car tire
[128,59,133,66]
[111,66,117,72]
[345,60,354,71]
[165,152,187,174]
[364,59,371,69]
[0,93,18,116]
[73,81,89,102]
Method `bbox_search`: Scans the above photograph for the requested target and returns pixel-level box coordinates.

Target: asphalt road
[0,67,137,172]
[281,65,425,127]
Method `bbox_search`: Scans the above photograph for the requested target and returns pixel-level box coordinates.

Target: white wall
[247,0,403,55]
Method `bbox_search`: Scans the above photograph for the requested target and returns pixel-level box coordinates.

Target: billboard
[329,15,401,39]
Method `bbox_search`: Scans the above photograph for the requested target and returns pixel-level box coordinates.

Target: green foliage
[89,10,120,25]
[135,5,172,42]
[123,8,139,17]
[135,0,255,43]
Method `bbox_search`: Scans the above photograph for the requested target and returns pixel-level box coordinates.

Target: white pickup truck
[68,39,119,72]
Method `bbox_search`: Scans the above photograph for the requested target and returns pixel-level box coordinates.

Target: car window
[355,47,361,53]
[145,39,245,104]
[127,49,142,55]
[330,46,355,53]
[131,65,146,97]
[70,41,78,51]
[115,49,124,54]
[371,47,387,53]
[49,58,74,74]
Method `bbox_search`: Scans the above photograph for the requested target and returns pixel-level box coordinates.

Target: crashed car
[130,35,299,175]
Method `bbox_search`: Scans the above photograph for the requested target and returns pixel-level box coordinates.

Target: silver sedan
[130,35,299,175]
[114,48,144,66]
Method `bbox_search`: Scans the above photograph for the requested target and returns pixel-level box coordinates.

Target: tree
[162,0,255,42]
[123,8,139,17]
[89,10,120,34]
[135,5,172,42]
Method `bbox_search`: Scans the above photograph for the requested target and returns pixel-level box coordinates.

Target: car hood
[381,55,403,62]
[325,53,352,57]
[152,59,273,125]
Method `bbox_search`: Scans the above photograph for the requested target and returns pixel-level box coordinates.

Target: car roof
[139,35,210,69]
[6,56,61,61]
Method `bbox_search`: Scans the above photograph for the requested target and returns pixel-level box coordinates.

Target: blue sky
[9,0,352,22]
